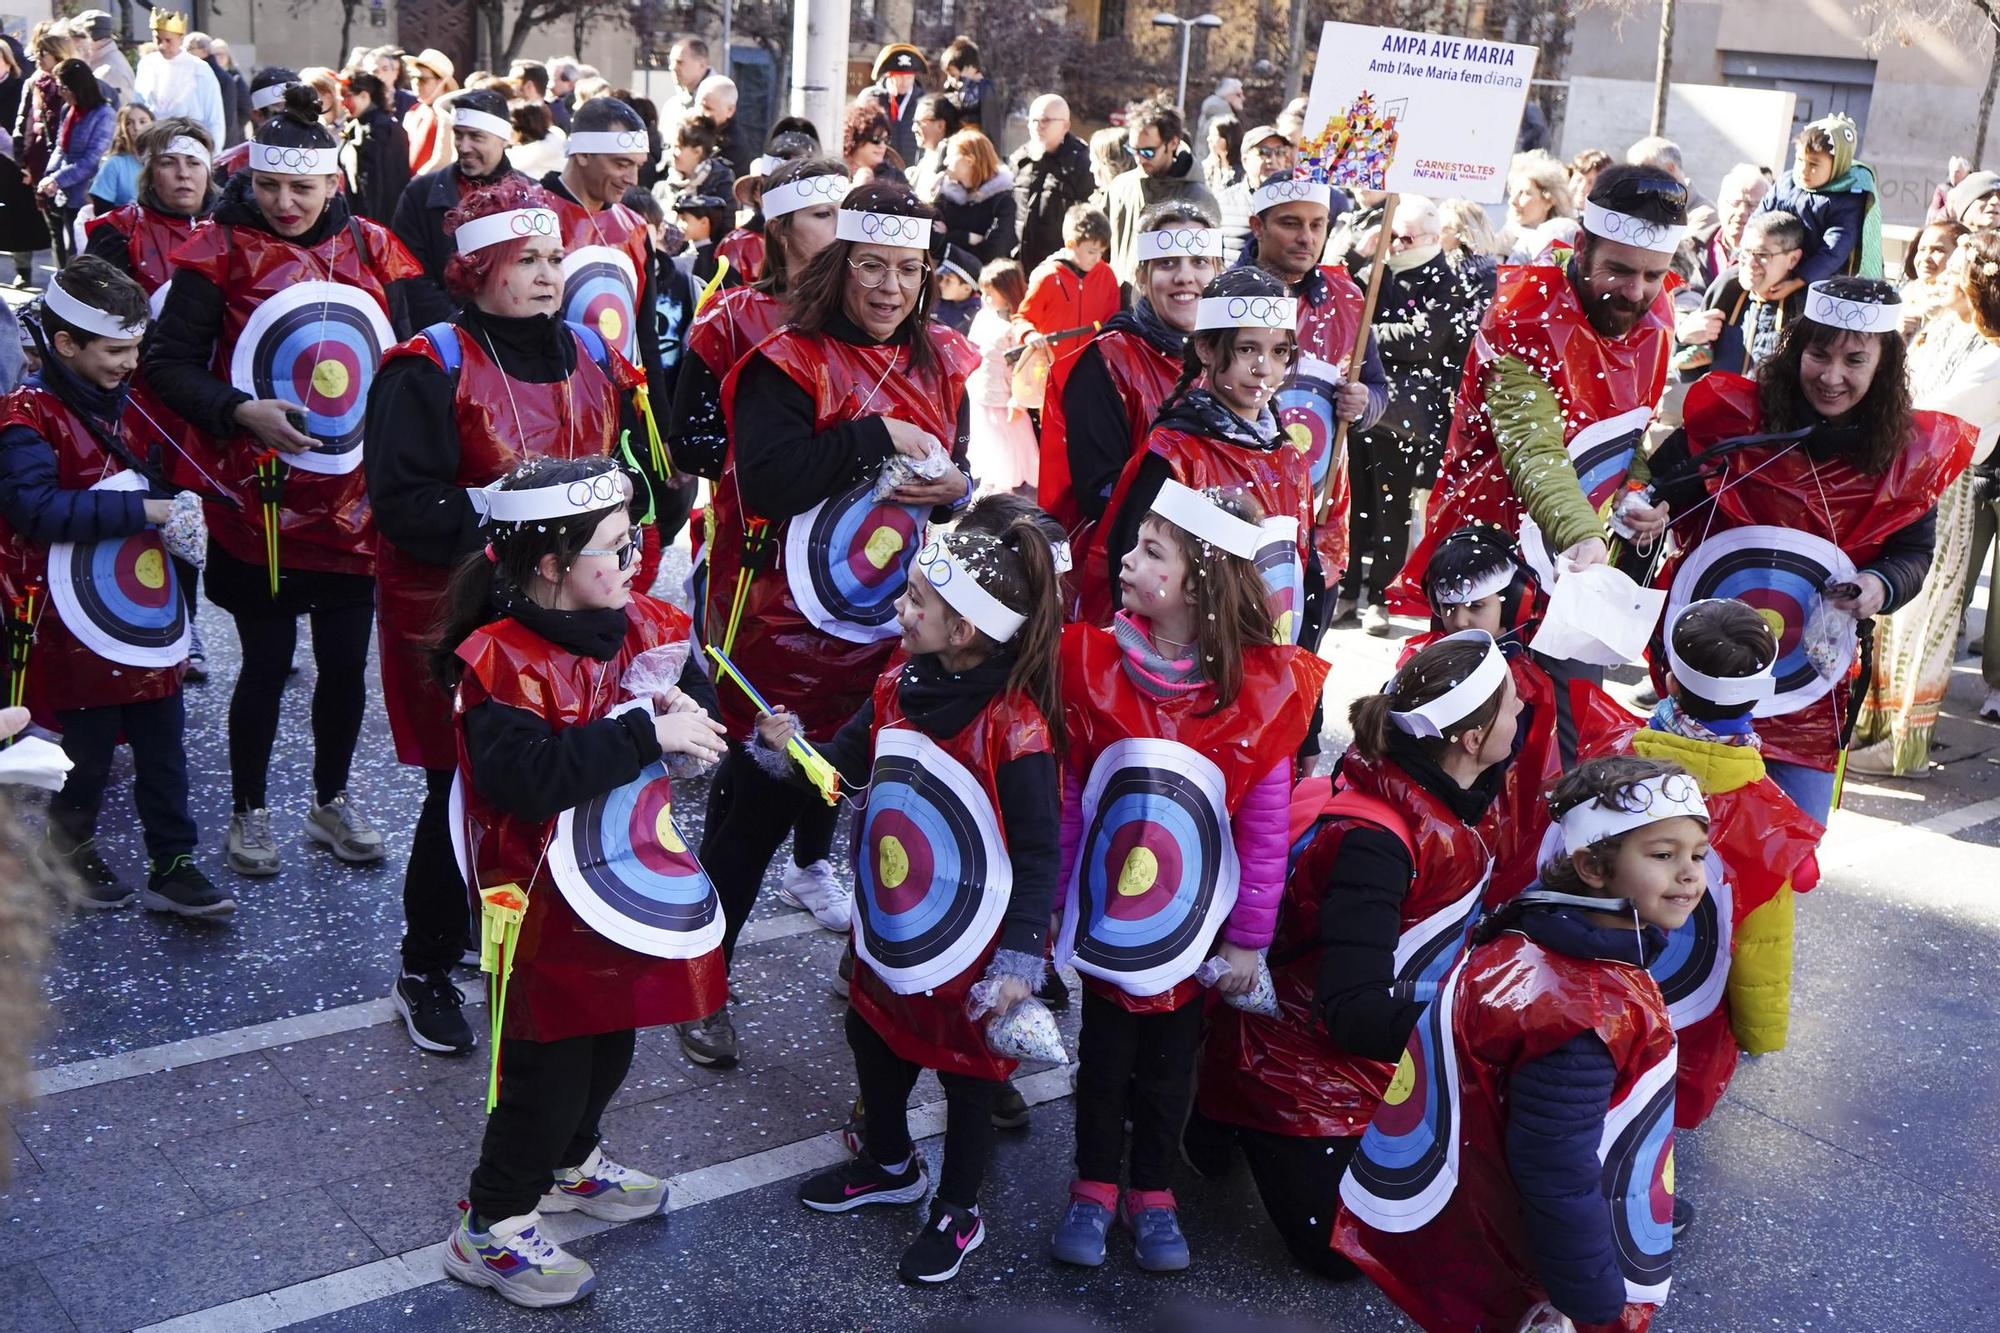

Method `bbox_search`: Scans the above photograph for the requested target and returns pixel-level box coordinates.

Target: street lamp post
[1152,12,1224,114]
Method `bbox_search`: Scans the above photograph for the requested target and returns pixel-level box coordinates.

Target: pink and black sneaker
[797,1152,930,1212]
[899,1198,985,1283]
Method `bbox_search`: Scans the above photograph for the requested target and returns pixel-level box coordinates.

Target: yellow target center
[1383,1050,1417,1106]
[1116,847,1158,897]
[863,525,905,570]
[134,548,166,590]
[1286,422,1312,453]
[878,835,909,889]
[597,308,625,343]
[1274,610,1294,644]
[1662,1143,1675,1195]
[311,359,349,399]
[653,804,685,853]
[1757,607,1785,638]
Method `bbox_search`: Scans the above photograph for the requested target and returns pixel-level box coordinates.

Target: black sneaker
[898,1198,984,1284]
[1672,1194,1694,1237]
[53,836,137,910]
[991,1081,1030,1130]
[394,970,476,1055]
[142,855,237,918]
[798,1152,929,1213]
[1036,968,1070,1011]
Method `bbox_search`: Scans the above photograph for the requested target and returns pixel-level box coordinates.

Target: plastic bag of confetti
[619,641,710,776]
[873,439,954,499]
[1802,594,1858,683]
[965,980,1068,1064]
[1515,1302,1577,1332]
[160,490,208,570]
[1195,950,1279,1018]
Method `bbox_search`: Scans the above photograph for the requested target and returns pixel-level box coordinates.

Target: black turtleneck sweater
[365,307,579,567]
[1059,301,1185,523]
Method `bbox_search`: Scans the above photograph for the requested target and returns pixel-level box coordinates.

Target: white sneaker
[773,859,815,910]
[540,1145,669,1221]
[1982,688,2000,722]
[780,858,852,932]
[1362,604,1395,637]
[442,1208,595,1308]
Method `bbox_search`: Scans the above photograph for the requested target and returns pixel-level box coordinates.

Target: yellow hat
[149,7,188,33]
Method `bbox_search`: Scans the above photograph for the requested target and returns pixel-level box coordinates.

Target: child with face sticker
[1051,480,1329,1273]
[754,517,1064,1285]
[1336,754,1708,1333]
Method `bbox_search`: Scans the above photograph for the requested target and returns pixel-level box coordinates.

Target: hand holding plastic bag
[160,490,208,570]
[965,979,1068,1064]
[620,642,713,776]
[1195,950,1280,1018]
[873,438,954,500]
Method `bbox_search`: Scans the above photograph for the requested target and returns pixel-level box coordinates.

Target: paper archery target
[1650,855,1733,1029]
[1278,354,1341,491]
[1390,869,1488,1007]
[1666,525,1857,718]
[1570,406,1651,512]
[854,727,1013,994]
[47,471,189,668]
[229,281,393,476]
[562,245,640,364]
[1255,516,1304,644]
[784,479,926,643]
[1340,958,1465,1233]
[548,759,724,959]
[1058,737,1240,996]
[1600,1053,1677,1304]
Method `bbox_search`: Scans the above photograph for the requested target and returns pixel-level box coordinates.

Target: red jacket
[1018,253,1119,399]
[87,204,212,498]
[713,227,766,285]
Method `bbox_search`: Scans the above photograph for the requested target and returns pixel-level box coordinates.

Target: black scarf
[895,649,1014,739]
[31,351,131,435]
[1153,387,1280,450]
[456,305,575,382]
[1104,300,1186,361]
[1383,727,1507,825]
[497,588,630,661]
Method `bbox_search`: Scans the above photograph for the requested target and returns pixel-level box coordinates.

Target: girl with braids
[756,518,1063,1284]
[434,455,727,1309]
[1191,629,1521,1280]
[1336,755,1707,1333]
[1091,265,1312,644]
[1052,481,1328,1273]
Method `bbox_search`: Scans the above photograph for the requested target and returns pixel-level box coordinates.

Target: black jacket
[1010,133,1093,273]
[390,162,529,305]
[207,58,249,147]
[936,169,1018,266]
[1353,250,1483,485]
[343,106,412,225]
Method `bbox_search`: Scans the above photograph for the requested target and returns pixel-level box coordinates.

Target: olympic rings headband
[914,538,1027,643]
[250,84,294,112]
[159,135,210,166]
[1430,561,1516,609]
[1193,294,1297,331]
[453,107,514,140]
[834,209,936,249]
[1581,201,1688,254]
[566,129,649,156]
[1136,227,1225,261]
[467,468,632,524]
[762,172,849,221]
[1664,599,1777,707]
[247,141,338,176]
[454,207,560,257]
[43,275,146,341]
[1051,540,1072,575]
[1252,178,1332,214]
[1149,479,1261,559]
[1386,629,1508,740]
[1804,281,1903,335]
[1557,772,1709,854]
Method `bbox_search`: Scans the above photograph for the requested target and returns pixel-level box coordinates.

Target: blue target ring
[229,281,393,473]
[1278,373,1339,490]
[562,246,639,363]
[787,479,925,641]
[1574,428,1640,509]
[1072,763,1224,983]
[551,761,723,958]
[1668,525,1855,718]
[1605,1067,1677,1296]
[1255,520,1304,645]
[1650,890,1722,1012]
[1342,963,1462,1232]
[71,531,184,647]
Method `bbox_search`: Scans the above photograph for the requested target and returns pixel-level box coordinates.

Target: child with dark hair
[1018,203,1118,403]
[669,188,734,289]
[1755,112,1881,282]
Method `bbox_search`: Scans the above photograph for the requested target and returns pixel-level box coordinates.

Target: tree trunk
[1284,0,1312,101]
[1650,0,1675,138]
[1980,20,2000,169]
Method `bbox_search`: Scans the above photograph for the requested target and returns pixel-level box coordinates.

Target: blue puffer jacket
[1757,169,1875,283]
[44,101,114,209]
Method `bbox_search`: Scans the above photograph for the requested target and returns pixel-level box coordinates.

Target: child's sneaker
[540,1146,668,1221]
[838,1094,865,1156]
[1672,1194,1694,1237]
[51,834,136,910]
[142,854,237,918]
[831,943,854,999]
[898,1198,984,1283]
[991,1081,1030,1130]
[441,1206,595,1308]
[1050,1179,1117,1267]
[776,858,852,931]
[1123,1188,1189,1271]
[797,1152,929,1212]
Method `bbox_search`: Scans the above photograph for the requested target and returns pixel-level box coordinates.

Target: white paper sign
[1302,22,1540,203]
[1533,562,1668,668]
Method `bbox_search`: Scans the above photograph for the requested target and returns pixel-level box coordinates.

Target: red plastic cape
[550,196,651,366]
[685,284,783,383]
[1293,263,1367,579]
[454,595,726,1042]
[1060,327,1183,621]
[92,205,212,495]
[713,227,766,285]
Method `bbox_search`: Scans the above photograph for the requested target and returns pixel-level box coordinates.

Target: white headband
[749,154,783,176]
[762,172,849,221]
[1193,294,1297,331]
[1430,562,1516,609]
[914,539,1026,642]
[454,207,560,256]
[160,135,209,166]
[1252,178,1332,214]
[565,128,649,157]
[1557,772,1709,854]
[1664,600,1777,707]
[1136,227,1225,261]
[452,107,514,140]
[1581,201,1688,254]
[250,84,292,111]
[247,141,338,176]
[834,208,935,249]
[1386,629,1508,740]
[467,468,632,524]
[1149,479,1261,559]
[1804,282,1903,334]
[43,277,146,341]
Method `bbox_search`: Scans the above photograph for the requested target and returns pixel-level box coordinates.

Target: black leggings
[228,602,373,811]
[469,1028,637,1222]
[1340,427,1415,603]
[1192,1110,1362,1280]
[401,767,469,973]
[698,745,841,965]
[846,1007,999,1208]
[1073,988,1204,1191]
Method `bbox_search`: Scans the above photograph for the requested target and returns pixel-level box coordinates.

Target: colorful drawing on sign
[1300,91,1402,192]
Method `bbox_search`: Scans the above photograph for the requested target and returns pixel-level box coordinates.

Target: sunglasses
[578,525,643,571]
[1133,145,1161,161]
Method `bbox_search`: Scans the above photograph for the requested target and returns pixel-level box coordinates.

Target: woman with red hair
[362,174,644,1055]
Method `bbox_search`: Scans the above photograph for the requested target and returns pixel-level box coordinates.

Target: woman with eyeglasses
[688,182,977,1069]
[362,175,640,1056]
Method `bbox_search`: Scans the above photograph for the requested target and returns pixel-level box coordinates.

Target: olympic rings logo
[1601,213,1668,249]
[614,130,645,151]
[860,212,928,243]
[798,175,847,202]
[916,540,953,587]
[509,211,558,237]
[564,473,629,508]
[1810,293,1872,330]
[1260,179,1317,202]
[1141,228,1208,256]
[1227,296,1287,326]
[1611,772,1702,814]
[252,144,326,171]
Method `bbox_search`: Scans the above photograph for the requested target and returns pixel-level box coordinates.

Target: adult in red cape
[140,84,438,881]
[1188,631,1519,1279]
[694,182,976,1068]
[363,176,639,1058]
[1635,276,1975,825]
[1050,199,1217,619]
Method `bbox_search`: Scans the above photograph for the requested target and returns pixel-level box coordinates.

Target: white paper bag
[1532,562,1667,667]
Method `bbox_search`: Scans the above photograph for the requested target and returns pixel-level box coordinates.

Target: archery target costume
[1286,264,1371,583]
[546,190,651,368]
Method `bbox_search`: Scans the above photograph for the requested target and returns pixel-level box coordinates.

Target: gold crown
[149,8,188,33]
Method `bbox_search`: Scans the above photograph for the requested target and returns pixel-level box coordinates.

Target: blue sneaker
[1050,1179,1118,1267]
[441,1205,595,1308]
[1123,1188,1189,1272]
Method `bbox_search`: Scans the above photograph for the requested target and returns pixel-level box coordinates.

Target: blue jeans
[1766,759,1837,826]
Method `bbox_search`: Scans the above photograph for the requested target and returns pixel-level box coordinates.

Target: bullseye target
[1340,957,1465,1233]
[1569,406,1651,511]
[1650,856,1732,1029]
[1666,525,1857,717]
[548,758,724,959]
[47,471,188,668]
[1600,1052,1677,1304]
[1391,870,1488,1006]
[1277,354,1341,491]
[785,479,926,643]
[1056,737,1240,996]
[228,281,393,476]
[1255,516,1304,644]
[854,727,1013,994]
[562,245,640,363]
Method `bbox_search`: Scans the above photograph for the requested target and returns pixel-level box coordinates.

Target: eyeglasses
[849,257,930,289]
[578,526,642,571]
[1736,247,1797,263]
[867,135,889,146]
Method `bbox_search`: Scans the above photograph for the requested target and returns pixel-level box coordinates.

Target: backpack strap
[419,321,462,376]
[565,320,612,377]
